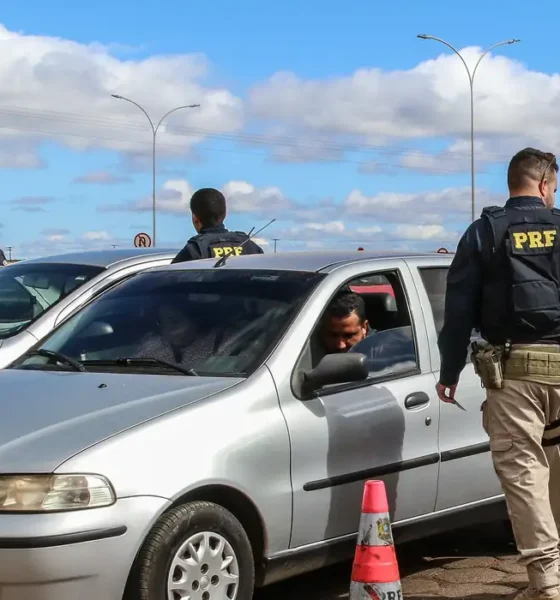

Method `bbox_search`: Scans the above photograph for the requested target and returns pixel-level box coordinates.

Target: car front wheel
[129,500,255,600]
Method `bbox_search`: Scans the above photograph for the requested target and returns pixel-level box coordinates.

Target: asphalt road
[255,523,519,600]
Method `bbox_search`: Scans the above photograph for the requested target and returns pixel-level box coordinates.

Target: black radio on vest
[480,205,560,345]
[172,225,264,263]
[191,227,263,260]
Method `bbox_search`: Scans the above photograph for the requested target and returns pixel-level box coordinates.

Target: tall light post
[111,95,200,247]
[417,35,520,223]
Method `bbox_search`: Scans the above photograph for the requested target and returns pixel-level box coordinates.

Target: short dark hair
[190,188,227,228]
[324,291,367,324]
[507,147,558,190]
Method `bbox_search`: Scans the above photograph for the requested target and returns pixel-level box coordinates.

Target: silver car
[0,248,177,368]
[0,251,504,600]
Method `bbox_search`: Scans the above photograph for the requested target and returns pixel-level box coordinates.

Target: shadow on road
[255,523,516,600]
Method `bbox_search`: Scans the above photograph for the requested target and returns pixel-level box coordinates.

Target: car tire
[128,501,255,600]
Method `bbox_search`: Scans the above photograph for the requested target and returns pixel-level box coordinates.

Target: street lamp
[417,35,520,223]
[111,94,200,247]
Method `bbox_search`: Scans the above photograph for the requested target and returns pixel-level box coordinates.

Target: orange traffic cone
[350,480,402,600]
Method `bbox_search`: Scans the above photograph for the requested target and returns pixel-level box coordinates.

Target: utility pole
[272,238,280,253]
[111,95,200,247]
[7,246,12,261]
[417,35,520,222]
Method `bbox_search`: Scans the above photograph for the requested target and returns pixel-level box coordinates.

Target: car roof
[159,250,453,274]
[17,248,179,268]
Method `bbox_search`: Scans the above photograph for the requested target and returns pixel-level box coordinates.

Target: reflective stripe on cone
[349,480,402,600]
[350,580,403,600]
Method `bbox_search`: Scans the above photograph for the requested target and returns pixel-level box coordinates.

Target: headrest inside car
[361,292,397,313]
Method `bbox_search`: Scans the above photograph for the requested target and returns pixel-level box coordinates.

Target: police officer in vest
[437,147,560,600]
[171,187,264,263]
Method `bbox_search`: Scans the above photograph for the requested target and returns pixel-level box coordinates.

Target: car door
[406,257,503,511]
[270,260,440,548]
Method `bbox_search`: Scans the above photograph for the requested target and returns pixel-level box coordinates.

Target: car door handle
[404,392,430,410]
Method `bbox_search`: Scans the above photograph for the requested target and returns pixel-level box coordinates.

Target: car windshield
[14,269,325,377]
[0,262,106,339]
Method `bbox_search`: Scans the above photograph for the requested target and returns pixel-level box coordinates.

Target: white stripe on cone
[357,511,394,546]
[350,580,403,600]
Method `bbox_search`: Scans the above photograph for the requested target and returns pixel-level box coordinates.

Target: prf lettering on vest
[512,229,557,250]
[211,246,244,258]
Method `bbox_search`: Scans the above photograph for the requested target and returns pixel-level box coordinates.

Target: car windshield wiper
[20,349,87,372]
[83,357,198,376]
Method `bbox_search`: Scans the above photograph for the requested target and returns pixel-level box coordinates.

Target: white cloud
[298,221,346,234]
[274,219,460,249]
[10,196,55,212]
[249,47,560,165]
[16,229,120,259]
[0,23,243,168]
[356,225,383,234]
[158,179,196,214]
[0,139,46,169]
[222,181,291,213]
[394,224,458,242]
[82,231,111,241]
[344,186,501,223]
[73,170,133,185]
[101,178,292,216]
[97,175,484,247]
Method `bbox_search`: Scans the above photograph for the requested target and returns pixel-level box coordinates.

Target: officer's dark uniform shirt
[171,224,264,264]
[438,196,560,386]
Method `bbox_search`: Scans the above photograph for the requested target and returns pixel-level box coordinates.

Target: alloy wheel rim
[167,531,240,600]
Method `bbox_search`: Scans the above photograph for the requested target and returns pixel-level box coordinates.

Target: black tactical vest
[480,205,560,344]
[190,230,261,260]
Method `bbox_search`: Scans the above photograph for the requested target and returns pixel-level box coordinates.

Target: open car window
[0,263,105,339]
[15,269,326,377]
[297,269,420,392]
[349,270,419,379]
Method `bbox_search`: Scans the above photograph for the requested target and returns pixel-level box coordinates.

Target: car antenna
[213,218,276,268]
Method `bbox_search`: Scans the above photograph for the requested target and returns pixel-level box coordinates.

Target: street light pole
[111,95,200,247]
[417,35,520,223]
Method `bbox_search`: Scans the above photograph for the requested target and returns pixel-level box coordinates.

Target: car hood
[0,369,243,473]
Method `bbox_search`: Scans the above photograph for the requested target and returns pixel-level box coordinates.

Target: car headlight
[0,474,115,512]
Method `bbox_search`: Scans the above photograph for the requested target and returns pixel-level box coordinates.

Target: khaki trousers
[484,379,560,595]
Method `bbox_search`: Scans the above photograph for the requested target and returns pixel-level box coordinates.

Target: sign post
[134,232,152,248]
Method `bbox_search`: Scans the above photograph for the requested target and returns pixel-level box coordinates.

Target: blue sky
[0,0,557,258]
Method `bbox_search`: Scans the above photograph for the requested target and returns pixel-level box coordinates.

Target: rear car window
[0,262,105,339]
[418,267,448,334]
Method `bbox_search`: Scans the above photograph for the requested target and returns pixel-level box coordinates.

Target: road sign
[134,232,152,248]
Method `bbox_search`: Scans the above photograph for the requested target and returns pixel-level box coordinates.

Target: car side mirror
[301,353,369,397]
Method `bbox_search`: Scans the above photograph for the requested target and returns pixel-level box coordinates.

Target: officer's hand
[436,382,457,403]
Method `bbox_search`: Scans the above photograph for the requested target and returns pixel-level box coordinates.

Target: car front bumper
[0,495,170,600]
